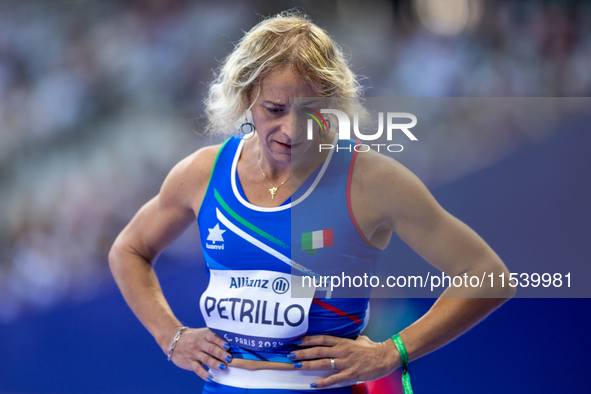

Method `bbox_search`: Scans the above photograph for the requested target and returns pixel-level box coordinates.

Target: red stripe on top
[312,298,362,324]
[346,140,378,249]
[323,228,334,247]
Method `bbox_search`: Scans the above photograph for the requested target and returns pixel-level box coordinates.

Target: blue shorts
[202,381,369,393]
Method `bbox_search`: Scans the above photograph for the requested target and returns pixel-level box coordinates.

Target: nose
[288,106,312,144]
[281,110,292,141]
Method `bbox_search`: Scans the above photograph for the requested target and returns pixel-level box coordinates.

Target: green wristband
[391,334,414,394]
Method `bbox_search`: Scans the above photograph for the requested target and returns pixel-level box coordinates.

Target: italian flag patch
[302,229,334,255]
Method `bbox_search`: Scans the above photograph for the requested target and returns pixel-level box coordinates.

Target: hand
[288,335,400,389]
[168,327,233,381]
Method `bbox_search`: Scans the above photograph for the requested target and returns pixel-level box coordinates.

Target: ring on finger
[329,357,336,370]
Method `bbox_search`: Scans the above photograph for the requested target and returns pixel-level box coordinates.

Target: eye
[265,106,283,114]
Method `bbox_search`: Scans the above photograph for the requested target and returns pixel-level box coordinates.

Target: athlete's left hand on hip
[287,335,400,389]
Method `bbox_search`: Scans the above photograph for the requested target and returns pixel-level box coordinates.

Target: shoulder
[350,147,441,231]
[350,147,414,198]
[158,140,229,212]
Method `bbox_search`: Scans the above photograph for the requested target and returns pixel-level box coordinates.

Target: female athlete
[109,10,514,393]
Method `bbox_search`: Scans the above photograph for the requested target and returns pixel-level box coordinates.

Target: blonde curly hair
[204,9,366,137]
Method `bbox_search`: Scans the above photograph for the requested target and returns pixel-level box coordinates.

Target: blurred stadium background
[0,0,589,393]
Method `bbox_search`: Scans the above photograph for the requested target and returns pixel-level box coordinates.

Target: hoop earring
[319,119,330,137]
[238,117,256,140]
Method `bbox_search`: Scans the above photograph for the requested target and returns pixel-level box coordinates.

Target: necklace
[258,142,291,199]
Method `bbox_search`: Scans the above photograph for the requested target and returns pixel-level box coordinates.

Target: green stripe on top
[207,139,231,192]
[214,188,289,249]
[196,139,231,220]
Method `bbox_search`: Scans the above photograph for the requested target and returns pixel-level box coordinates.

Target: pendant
[269,186,278,199]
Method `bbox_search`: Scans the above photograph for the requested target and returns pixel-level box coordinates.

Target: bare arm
[108,145,232,380]
[376,155,515,363]
[292,152,514,388]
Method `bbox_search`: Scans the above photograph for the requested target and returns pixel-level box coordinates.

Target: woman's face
[250,66,321,166]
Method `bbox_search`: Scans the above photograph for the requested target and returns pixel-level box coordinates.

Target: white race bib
[200,269,315,351]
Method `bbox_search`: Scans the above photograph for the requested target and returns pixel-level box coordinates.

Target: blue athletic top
[196,136,382,374]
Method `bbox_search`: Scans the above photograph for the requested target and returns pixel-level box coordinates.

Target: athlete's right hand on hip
[168,327,233,382]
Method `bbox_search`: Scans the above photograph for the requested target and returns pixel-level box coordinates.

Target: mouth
[275,141,292,150]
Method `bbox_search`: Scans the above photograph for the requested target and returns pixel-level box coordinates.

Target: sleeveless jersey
[196,136,382,389]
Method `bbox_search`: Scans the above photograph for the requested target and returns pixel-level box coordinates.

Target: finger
[197,350,229,372]
[203,335,233,364]
[288,345,338,361]
[292,357,339,371]
[192,361,214,382]
[310,372,351,389]
[206,330,231,351]
[297,335,342,347]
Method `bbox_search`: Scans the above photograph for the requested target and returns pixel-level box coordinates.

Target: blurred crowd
[0,0,589,322]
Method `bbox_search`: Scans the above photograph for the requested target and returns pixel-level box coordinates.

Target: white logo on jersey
[206,223,226,250]
[207,223,226,243]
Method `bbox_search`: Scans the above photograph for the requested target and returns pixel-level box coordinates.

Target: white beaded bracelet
[167,326,188,361]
